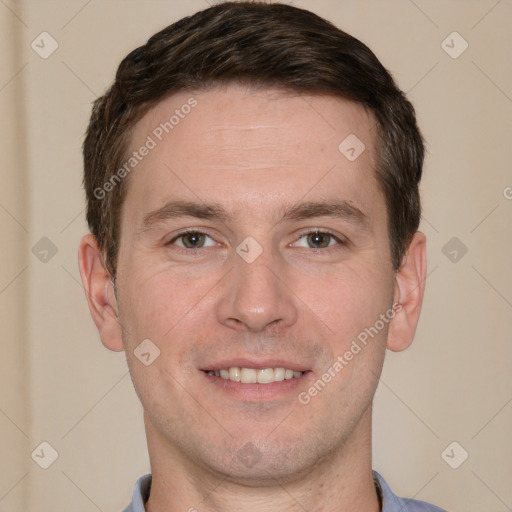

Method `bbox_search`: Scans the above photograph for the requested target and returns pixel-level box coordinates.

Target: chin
[192,432,337,486]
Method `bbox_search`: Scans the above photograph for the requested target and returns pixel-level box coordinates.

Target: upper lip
[202,358,310,372]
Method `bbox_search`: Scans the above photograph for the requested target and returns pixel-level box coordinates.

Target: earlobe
[78,234,124,352]
[386,231,427,352]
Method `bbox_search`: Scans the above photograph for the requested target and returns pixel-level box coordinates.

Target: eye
[170,231,217,249]
[293,231,342,249]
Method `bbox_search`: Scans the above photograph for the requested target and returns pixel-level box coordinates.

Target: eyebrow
[139,201,229,233]
[280,200,369,230]
[138,199,369,233]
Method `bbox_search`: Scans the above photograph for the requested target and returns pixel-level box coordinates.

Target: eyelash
[167,228,346,252]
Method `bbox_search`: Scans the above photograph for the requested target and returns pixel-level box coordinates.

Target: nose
[216,247,298,333]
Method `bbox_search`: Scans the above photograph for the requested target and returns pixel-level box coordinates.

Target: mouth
[203,366,308,384]
[200,359,312,401]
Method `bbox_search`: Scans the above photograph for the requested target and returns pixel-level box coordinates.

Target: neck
[145,406,379,512]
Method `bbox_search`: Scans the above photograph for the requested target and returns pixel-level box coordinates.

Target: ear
[78,234,124,352]
[386,231,427,352]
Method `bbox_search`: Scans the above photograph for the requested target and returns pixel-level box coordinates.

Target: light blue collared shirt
[123,471,446,511]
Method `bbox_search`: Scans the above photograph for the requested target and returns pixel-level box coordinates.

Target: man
[78,2,445,511]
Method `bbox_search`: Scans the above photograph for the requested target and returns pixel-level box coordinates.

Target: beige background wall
[1,0,510,510]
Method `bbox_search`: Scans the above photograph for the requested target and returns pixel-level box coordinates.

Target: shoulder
[373,471,447,512]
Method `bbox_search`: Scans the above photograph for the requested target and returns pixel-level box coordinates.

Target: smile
[205,367,305,384]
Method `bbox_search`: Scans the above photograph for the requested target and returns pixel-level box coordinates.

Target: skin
[79,84,426,512]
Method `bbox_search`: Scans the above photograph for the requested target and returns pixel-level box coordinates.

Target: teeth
[274,367,285,381]
[228,367,241,382]
[210,366,304,384]
[240,368,257,383]
[257,368,274,383]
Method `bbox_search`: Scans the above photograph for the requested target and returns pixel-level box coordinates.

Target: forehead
[122,84,381,224]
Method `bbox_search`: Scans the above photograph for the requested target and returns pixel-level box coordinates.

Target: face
[85,84,419,483]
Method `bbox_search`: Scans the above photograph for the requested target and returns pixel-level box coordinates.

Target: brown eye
[306,232,334,249]
[291,230,343,250]
[180,232,206,248]
[169,231,217,249]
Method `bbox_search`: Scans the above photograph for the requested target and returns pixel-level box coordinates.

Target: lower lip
[202,371,311,401]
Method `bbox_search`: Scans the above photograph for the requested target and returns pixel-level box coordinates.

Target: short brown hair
[83,1,424,277]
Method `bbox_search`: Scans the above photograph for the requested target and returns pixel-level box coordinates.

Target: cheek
[291,260,394,342]
[293,260,393,393]
[117,258,220,349]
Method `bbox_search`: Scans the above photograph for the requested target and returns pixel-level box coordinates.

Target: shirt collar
[126,471,445,512]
